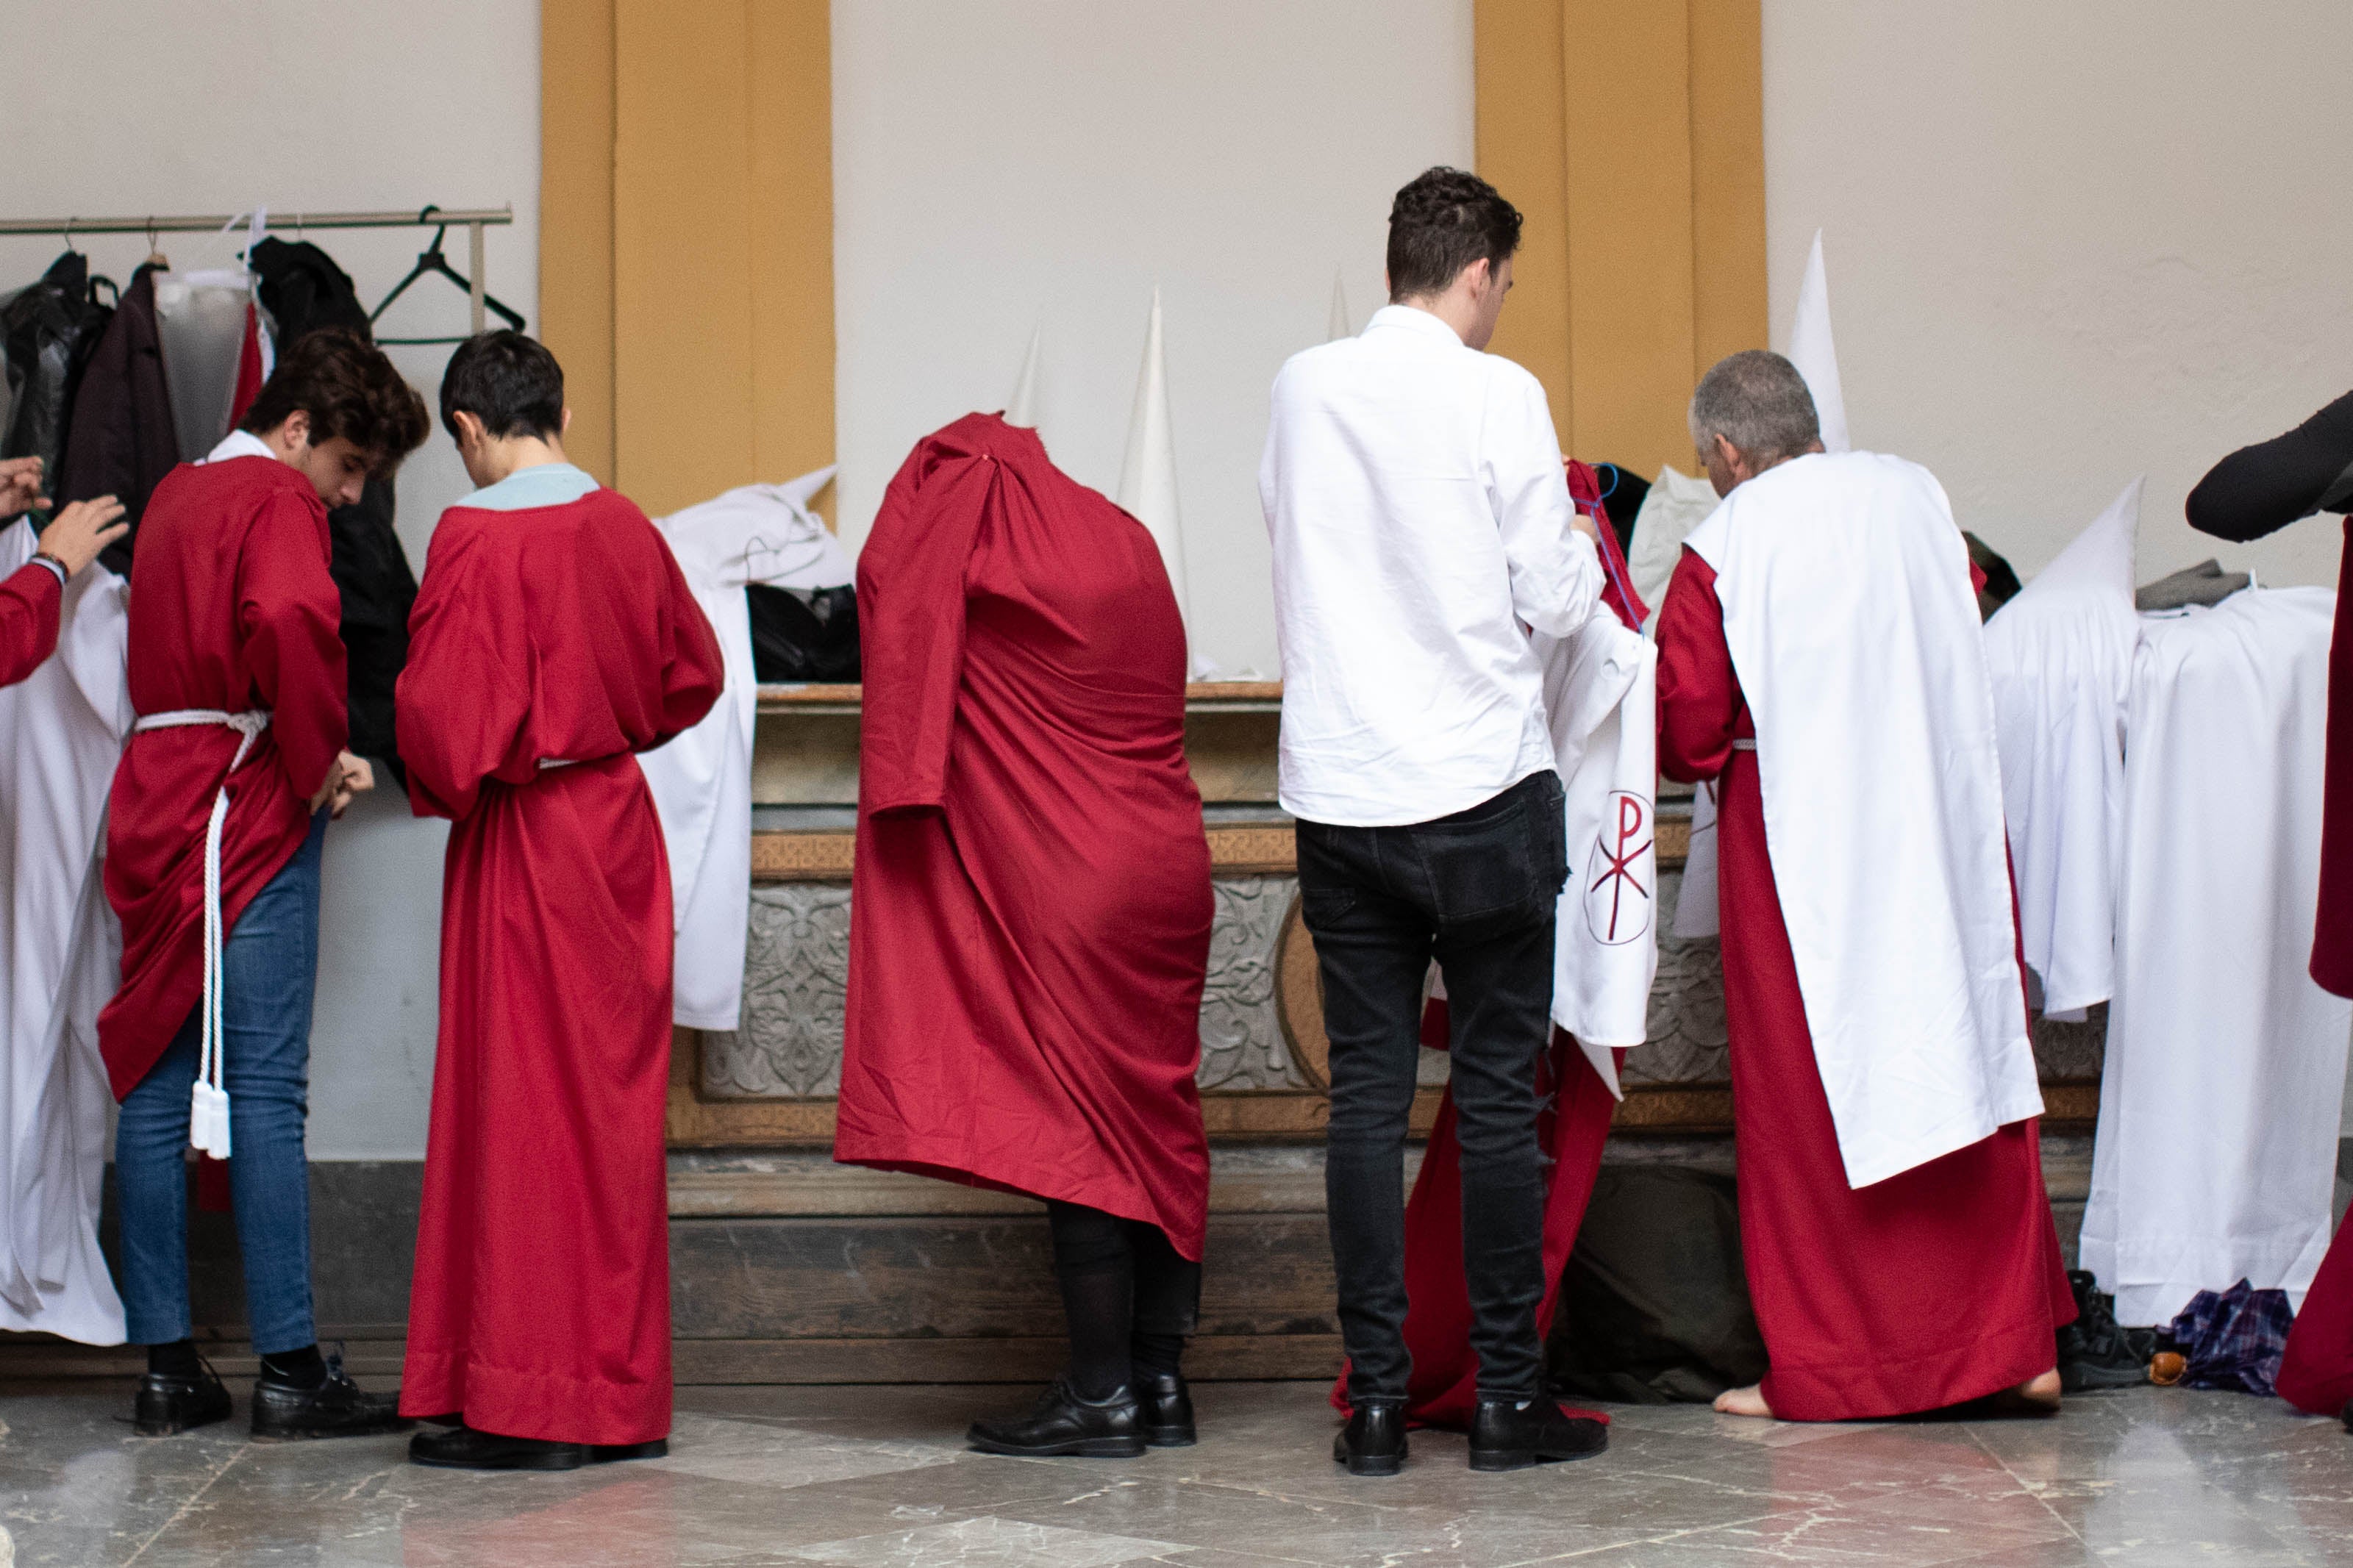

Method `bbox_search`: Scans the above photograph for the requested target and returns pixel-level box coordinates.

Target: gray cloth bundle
[2136,559,2250,612]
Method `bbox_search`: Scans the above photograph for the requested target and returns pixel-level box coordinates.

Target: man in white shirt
[1260,165,1604,1476]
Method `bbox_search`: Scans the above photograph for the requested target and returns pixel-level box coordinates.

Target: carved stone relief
[1625,868,1729,1087]
[701,884,852,1100]
[2032,1004,2107,1082]
[1199,877,1311,1091]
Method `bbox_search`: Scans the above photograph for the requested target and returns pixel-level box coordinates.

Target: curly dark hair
[1386,166,1524,301]
[239,328,430,477]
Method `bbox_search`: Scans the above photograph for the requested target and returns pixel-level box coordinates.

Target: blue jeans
[117,810,326,1353]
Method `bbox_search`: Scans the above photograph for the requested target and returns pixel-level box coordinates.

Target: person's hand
[0,457,47,517]
[308,751,376,816]
[36,496,130,577]
[1568,508,1599,541]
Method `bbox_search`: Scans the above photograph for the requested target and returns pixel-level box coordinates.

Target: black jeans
[1297,770,1568,1404]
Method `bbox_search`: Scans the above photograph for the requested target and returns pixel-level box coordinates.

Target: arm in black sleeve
[2188,389,2353,542]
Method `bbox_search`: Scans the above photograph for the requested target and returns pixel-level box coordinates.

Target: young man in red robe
[0,457,127,685]
[1654,350,2073,1422]
[397,332,722,1471]
[103,329,426,1438]
[836,413,1213,1459]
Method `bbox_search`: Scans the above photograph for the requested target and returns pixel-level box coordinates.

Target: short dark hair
[239,328,429,477]
[1386,166,1524,301]
[438,329,565,444]
[1688,350,1821,466]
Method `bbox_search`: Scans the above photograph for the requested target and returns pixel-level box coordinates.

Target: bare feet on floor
[1999,1367,2063,1413]
[1713,1383,1774,1419]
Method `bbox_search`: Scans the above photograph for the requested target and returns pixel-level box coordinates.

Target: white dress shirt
[1260,304,1601,826]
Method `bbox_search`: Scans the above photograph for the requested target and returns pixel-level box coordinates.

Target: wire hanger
[145,218,169,271]
[371,206,524,345]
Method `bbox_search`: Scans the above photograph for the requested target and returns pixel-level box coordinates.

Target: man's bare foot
[1713,1383,1774,1419]
[1986,1368,2063,1415]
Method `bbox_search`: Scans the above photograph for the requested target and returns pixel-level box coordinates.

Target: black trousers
[1296,770,1568,1403]
[1046,1201,1201,1395]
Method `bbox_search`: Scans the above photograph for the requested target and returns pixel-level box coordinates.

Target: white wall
[0,0,543,1159]
[1762,0,2353,587]
[832,0,1477,677]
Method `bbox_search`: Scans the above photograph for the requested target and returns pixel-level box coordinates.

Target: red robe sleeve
[397,520,529,823]
[1655,546,1742,784]
[855,448,994,815]
[0,560,62,687]
[238,490,348,797]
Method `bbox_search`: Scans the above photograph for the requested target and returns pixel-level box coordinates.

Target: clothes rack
[0,207,514,335]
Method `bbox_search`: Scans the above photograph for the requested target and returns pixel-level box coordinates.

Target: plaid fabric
[2166,1280,2295,1395]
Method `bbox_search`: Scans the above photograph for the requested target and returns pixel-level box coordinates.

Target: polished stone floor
[1,1381,2349,1567]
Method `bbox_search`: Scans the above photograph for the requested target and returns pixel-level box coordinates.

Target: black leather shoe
[1332,1401,1408,1477]
[2339,1399,2353,1436]
[411,1424,585,1470]
[250,1352,412,1441]
[1136,1370,1196,1447]
[967,1378,1146,1458]
[134,1360,232,1436]
[1468,1396,1608,1472]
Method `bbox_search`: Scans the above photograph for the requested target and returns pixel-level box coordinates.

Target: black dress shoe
[2339,1399,2353,1436]
[250,1353,412,1441]
[1136,1370,1196,1447]
[134,1360,232,1436]
[967,1377,1145,1458]
[407,1424,670,1470]
[1332,1401,1408,1477]
[1468,1396,1608,1472]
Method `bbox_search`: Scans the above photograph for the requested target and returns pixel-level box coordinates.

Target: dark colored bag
[1547,1164,1769,1403]
[747,583,860,683]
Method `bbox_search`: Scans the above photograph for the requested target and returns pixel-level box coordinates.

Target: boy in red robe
[1654,351,2072,1422]
[0,458,127,686]
[398,332,722,1471]
[103,329,427,1438]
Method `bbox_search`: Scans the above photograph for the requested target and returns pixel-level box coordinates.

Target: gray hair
[1688,350,1820,465]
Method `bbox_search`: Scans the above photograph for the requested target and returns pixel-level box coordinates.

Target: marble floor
[1,1381,2350,1567]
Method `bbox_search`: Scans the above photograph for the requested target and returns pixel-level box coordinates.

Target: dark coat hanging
[56,263,178,572]
[250,237,422,784]
[2,251,114,490]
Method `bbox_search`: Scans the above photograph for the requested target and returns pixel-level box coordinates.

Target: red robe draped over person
[1335,462,1644,1426]
[1654,545,2074,1420]
[0,562,63,688]
[835,414,1213,1260]
[100,455,346,1098]
[395,485,721,1446]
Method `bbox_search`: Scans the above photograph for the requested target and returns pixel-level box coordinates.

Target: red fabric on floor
[835,415,1213,1260]
[2278,1211,2353,1414]
[2309,520,2353,997]
[1656,546,2074,1421]
[396,487,722,1446]
[101,455,346,1098]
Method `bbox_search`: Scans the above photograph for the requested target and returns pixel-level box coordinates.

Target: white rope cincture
[132,708,270,1159]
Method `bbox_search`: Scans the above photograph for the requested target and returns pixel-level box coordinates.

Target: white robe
[640,471,848,1031]
[0,517,129,1343]
[1684,451,2042,1187]
[1983,480,2143,1017]
[2079,587,2351,1326]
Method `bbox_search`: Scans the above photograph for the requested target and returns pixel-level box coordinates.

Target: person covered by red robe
[102,329,427,1440]
[835,412,1213,1460]
[396,332,722,1472]
[0,458,127,686]
[2187,391,2353,1425]
[1654,350,2074,1422]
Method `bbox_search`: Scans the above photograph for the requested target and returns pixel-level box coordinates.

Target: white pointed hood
[1788,231,1850,455]
[1117,287,1190,629]
[1006,328,1041,429]
[1327,268,1352,341]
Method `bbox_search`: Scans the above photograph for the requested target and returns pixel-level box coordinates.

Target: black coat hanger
[369,207,524,345]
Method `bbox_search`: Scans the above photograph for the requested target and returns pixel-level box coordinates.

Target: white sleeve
[1483,365,1600,638]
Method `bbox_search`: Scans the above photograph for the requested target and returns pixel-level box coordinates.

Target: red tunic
[0,559,63,687]
[1655,546,2074,1420]
[835,415,1213,1259]
[101,457,346,1099]
[395,486,721,1445]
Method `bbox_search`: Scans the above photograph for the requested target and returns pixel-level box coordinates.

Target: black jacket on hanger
[2,251,114,493]
[250,237,421,787]
[56,262,177,573]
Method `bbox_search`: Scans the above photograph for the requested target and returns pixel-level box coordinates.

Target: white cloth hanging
[0,515,129,1343]
[1683,451,2041,1187]
[1624,465,1723,621]
[1535,604,1657,1093]
[154,269,258,463]
[1983,480,2143,1017]
[2080,587,2351,1326]
[641,470,848,1031]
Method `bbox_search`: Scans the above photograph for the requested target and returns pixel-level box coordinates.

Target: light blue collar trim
[460,462,600,512]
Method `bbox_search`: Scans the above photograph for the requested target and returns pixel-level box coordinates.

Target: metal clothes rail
[0,207,515,335]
